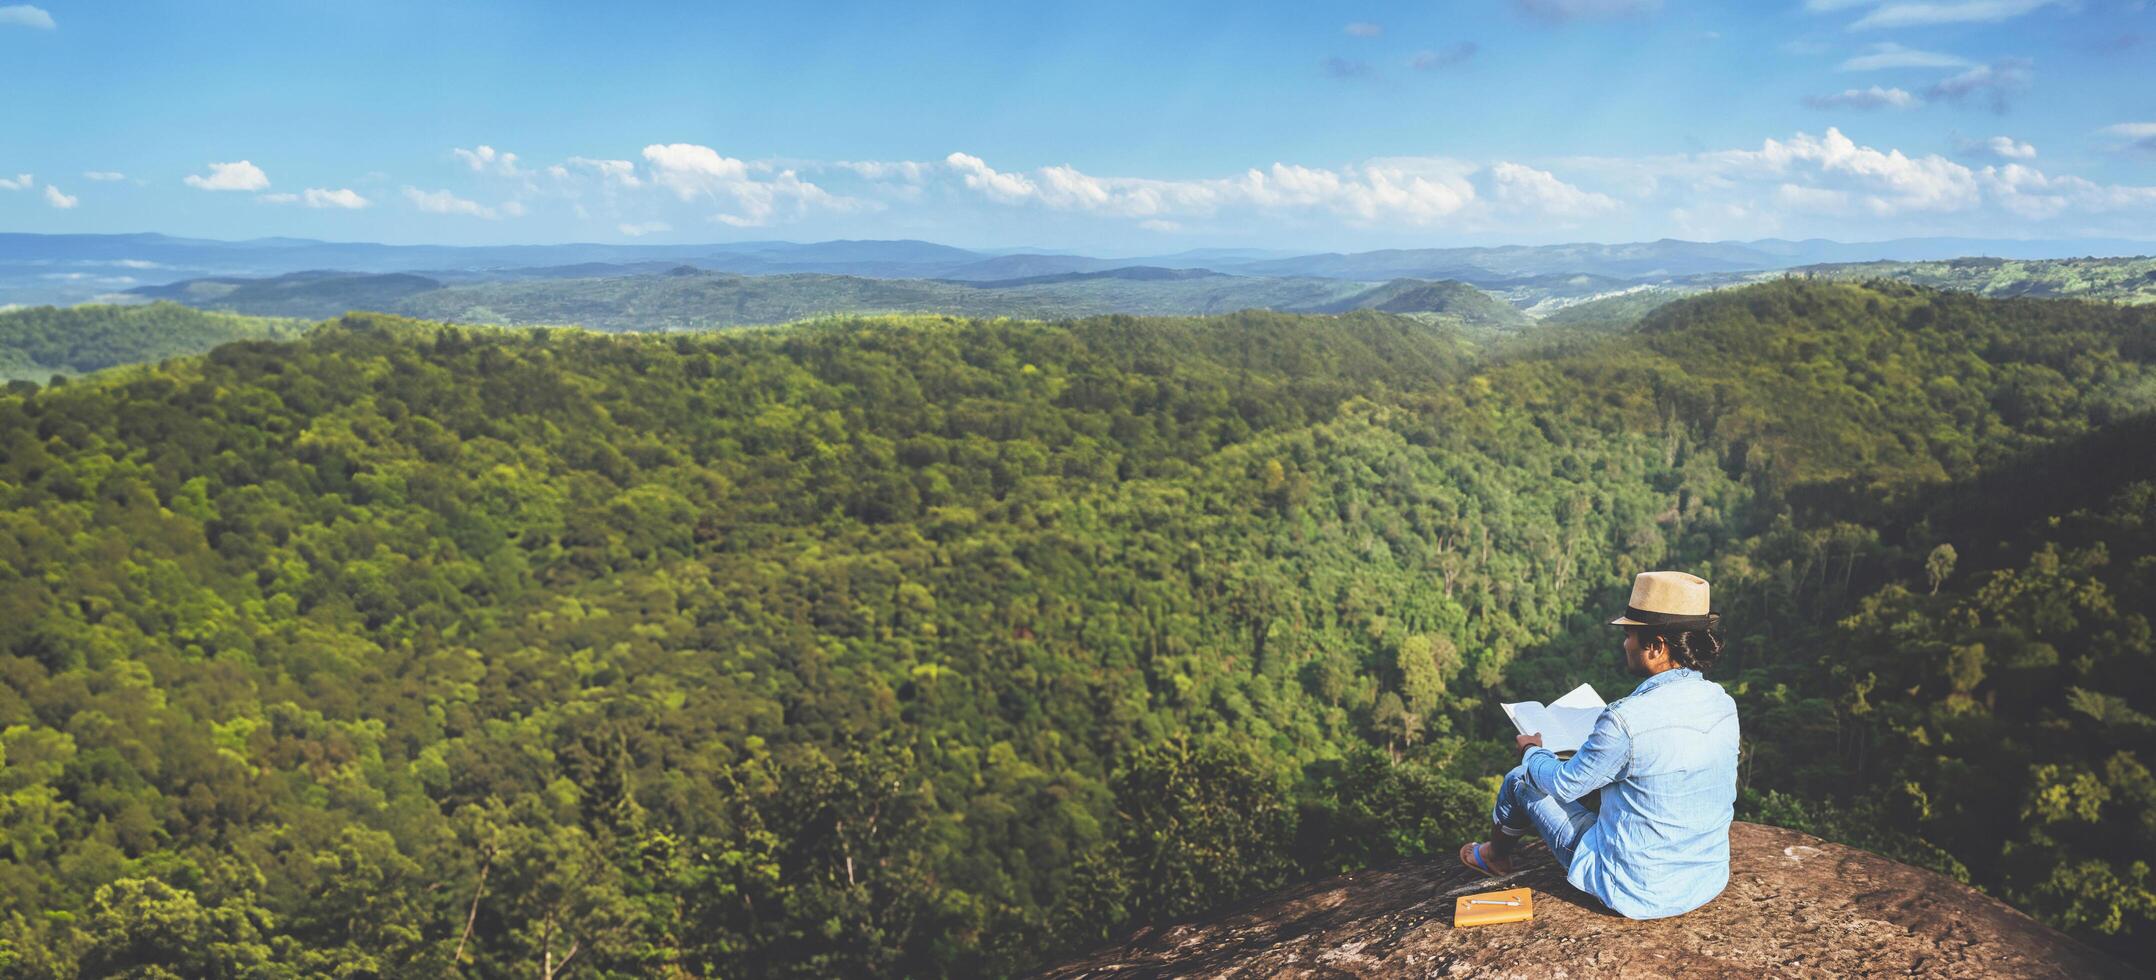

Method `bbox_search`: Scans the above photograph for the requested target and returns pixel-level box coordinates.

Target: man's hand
[1516,732,1544,755]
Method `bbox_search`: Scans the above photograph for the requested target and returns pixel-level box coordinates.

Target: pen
[1467,899,1522,906]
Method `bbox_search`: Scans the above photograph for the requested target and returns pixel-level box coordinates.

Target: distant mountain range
[4,232,2150,308]
[119,266,1535,333]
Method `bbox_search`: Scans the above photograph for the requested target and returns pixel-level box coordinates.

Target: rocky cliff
[1038,822,2133,979]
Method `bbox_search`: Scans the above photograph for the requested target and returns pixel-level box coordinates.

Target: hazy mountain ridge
[84,253,2156,337]
[150,267,1533,333]
[8,231,2151,308]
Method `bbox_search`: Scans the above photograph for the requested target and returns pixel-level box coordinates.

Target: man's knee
[1496,765,1524,803]
[1502,765,1543,802]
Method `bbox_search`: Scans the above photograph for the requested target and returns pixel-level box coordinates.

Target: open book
[1500,683,1607,755]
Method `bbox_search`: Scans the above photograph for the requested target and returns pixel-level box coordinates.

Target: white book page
[1500,683,1605,754]
[1501,700,1552,738]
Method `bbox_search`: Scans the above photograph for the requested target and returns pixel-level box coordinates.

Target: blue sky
[1,0,2151,251]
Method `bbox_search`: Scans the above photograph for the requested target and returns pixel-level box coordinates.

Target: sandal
[1459,841,1514,877]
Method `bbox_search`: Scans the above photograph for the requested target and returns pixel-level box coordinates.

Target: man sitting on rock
[1460,570,1740,920]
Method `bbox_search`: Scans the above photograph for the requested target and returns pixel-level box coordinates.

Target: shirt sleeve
[1522,709,1631,804]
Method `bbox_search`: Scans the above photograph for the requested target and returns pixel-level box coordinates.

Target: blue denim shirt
[1521,667,1739,919]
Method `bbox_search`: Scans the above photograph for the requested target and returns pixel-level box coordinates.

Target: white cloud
[567,156,641,187]
[1306,161,1478,221]
[403,186,516,219]
[1977,163,2072,219]
[946,152,1038,203]
[1488,162,1620,218]
[1558,128,1990,226]
[1345,21,1383,37]
[2101,122,2156,152]
[0,4,53,29]
[262,187,370,209]
[1837,42,1971,71]
[82,170,125,182]
[42,185,75,209]
[1851,0,2063,30]
[185,160,270,192]
[338,133,2156,245]
[836,160,932,182]
[1956,135,2037,160]
[1708,128,1980,214]
[645,143,749,197]
[453,145,521,175]
[1804,86,1920,109]
[307,187,370,209]
[641,143,855,227]
[942,152,1561,228]
[1552,126,2156,240]
[1977,163,2156,220]
[0,173,30,191]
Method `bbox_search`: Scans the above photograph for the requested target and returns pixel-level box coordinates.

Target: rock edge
[1037,821,2132,979]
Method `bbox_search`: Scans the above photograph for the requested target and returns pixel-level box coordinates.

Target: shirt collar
[1632,666,1699,697]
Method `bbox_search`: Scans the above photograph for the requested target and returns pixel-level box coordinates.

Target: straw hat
[1608,571,1719,629]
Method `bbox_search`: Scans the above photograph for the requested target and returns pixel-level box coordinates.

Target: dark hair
[1628,625,1724,674]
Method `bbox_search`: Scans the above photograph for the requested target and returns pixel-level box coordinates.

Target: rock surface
[1038,822,2133,979]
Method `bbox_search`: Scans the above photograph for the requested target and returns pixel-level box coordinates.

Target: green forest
[1799,255,2156,305]
[0,279,2151,976]
[0,303,306,383]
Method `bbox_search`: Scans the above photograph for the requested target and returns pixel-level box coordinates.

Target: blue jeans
[1492,765,1598,870]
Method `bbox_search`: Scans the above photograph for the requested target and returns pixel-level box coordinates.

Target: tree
[1927,543,1958,595]
[1108,736,1297,924]
[76,879,276,979]
[1371,693,1421,766]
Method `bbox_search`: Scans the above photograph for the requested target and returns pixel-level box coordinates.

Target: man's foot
[1459,841,1515,877]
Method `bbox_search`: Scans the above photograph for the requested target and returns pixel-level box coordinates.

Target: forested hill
[0,280,2151,975]
[0,301,306,381]
[1534,255,2156,330]
[1794,255,2156,305]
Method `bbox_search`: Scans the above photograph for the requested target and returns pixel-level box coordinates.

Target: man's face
[1621,629,1658,678]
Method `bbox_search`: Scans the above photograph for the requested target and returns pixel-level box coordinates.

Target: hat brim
[1609,613,1717,628]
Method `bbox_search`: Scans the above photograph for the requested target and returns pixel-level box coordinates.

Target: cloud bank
[95,126,2156,246]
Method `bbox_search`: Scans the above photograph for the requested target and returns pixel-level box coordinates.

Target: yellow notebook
[1454,886,1534,927]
